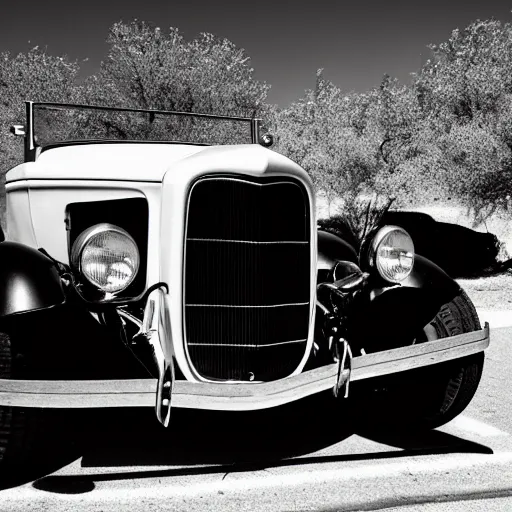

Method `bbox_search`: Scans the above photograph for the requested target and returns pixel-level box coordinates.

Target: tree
[80,21,270,144]
[372,19,512,215]
[415,20,512,124]
[373,74,449,206]
[275,70,385,206]
[0,48,79,221]
[410,19,512,216]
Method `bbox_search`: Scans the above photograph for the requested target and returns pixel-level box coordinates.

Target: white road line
[447,415,509,438]
[4,452,512,501]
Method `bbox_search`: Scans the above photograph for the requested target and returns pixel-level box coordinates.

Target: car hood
[6,143,212,183]
[6,142,311,191]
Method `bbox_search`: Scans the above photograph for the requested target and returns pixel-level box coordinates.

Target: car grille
[184,176,311,381]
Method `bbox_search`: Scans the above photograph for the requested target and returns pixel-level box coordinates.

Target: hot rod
[0,102,489,469]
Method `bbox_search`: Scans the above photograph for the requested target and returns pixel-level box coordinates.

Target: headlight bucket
[368,226,414,283]
[71,223,140,295]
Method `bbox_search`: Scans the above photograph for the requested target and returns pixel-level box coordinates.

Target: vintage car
[0,102,489,469]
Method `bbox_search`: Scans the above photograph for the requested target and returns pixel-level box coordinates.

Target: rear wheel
[354,290,485,431]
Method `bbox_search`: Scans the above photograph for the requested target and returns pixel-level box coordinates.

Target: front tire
[354,290,485,431]
[0,332,77,477]
[0,332,40,472]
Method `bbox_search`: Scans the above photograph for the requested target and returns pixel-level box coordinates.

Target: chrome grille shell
[183,175,312,381]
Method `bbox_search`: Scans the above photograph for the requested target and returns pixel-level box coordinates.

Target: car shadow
[80,391,357,466]
[24,392,493,495]
[0,410,84,492]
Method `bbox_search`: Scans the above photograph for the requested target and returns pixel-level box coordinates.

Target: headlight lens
[371,226,414,283]
[71,223,140,294]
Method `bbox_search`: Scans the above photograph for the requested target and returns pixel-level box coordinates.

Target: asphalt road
[1,319,511,512]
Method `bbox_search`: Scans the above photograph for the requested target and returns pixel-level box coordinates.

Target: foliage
[95,21,270,115]
[275,70,385,202]
[0,48,79,223]
[0,48,79,173]
[409,19,512,216]
[363,19,512,218]
[77,21,270,144]
[416,20,512,123]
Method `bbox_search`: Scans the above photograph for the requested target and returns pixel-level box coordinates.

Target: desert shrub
[318,193,393,250]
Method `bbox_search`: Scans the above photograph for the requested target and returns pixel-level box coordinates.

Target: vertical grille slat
[184,176,311,381]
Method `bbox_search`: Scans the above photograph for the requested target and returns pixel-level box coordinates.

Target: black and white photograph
[0,1,510,510]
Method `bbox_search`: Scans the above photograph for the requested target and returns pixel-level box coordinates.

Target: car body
[0,103,490,466]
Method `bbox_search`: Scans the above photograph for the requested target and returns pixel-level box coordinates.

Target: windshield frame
[23,101,262,162]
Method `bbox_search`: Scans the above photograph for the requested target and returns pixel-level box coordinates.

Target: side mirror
[10,125,25,136]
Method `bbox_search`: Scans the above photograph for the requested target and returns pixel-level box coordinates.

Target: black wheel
[0,332,78,479]
[353,289,485,431]
[0,332,53,475]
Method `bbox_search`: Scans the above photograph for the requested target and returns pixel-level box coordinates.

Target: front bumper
[0,322,489,411]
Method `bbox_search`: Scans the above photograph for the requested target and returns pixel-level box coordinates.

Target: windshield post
[250,118,260,144]
[25,101,37,162]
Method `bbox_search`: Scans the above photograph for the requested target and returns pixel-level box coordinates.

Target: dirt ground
[458,272,512,311]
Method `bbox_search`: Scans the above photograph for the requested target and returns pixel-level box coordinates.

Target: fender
[317,230,358,273]
[401,254,460,304]
[347,254,462,353]
[0,242,65,317]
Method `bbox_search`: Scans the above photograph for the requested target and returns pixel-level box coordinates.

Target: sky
[1,0,511,107]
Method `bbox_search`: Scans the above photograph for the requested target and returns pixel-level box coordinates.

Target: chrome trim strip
[0,324,489,411]
[187,238,308,245]
[186,302,309,308]
[187,176,301,187]
[188,339,308,348]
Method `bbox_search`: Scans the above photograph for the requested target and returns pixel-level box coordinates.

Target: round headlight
[71,223,140,294]
[370,226,414,283]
